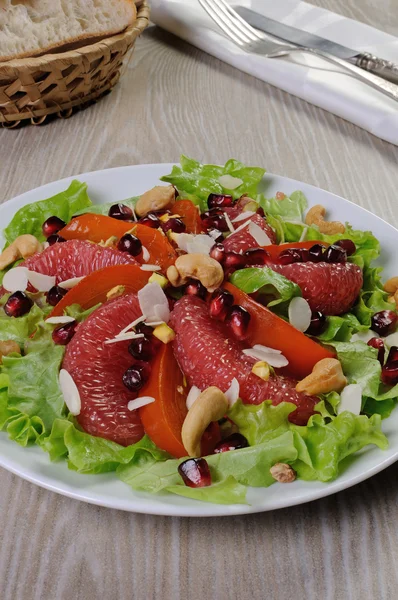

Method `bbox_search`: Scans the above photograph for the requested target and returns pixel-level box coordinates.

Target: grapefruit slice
[271,261,363,315]
[21,239,139,284]
[223,212,276,254]
[169,296,319,426]
[62,293,145,446]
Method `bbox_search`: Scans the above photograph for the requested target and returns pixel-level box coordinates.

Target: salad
[0,156,397,505]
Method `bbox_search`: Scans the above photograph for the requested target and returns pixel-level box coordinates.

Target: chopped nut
[270,463,296,483]
[167,254,224,292]
[148,273,169,289]
[106,285,125,300]
[296,358,347,395]
[305,205,345,235]
[0,235,42,270]
[0,340,20,363]
[153,323,175,344]
[275,191,286,200]
[135,185,176,217]
[100,236,118,248]
[251,361,270,381]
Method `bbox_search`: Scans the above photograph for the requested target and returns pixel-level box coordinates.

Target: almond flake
[128,396,156,411]
[232,210,256,223]
[59,369,81,416]
[46,316,76,324]
[140,264,161,272]
[141,246,150,262]
[2,267,29,293]
[218,174,243,190]
[104,333,144,345]
[248,221,272,246]
[59,276,85,289]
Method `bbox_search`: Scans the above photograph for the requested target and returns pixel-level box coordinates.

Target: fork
[198,0,398,102]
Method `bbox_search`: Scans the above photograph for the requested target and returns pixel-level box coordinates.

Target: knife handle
[355,53,398,85]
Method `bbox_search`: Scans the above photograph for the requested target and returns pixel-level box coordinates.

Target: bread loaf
[0,0,137,62]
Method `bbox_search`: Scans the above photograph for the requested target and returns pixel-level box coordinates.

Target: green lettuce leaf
[3,180,91,246]
[230,267,301,312]
[0,302,46,346]
[72,196,139,217]
[65,303,101,322]
[160,155,265,209]
[258,191,307,222]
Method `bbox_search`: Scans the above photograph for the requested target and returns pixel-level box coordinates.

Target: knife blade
[234,6,398,84]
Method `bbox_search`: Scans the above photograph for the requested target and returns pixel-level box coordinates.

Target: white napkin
[150,0,398,146]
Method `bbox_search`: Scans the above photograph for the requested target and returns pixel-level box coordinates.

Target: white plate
[1,163,398,517]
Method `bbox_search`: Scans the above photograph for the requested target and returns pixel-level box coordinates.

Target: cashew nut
[0,340,20,363]
[0,235,43,270]
[135,185,176,217]
[270,463,296,483]
[305,205,345,235]
[181,386,229,457]
[296,358,347,396]
[167,254,224,292]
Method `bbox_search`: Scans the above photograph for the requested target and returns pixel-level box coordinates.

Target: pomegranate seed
[324,245,347,263]
[207,193,234,208]
[42,216,66,238]
[161,217,186,234]
[135,322,154,336]
[178,458,212,488]
[308,243,325,262]
[371,310,398,337]
[214,433,248,453]
[209,243,226,263]
[225,305,251,340]
[334,239,356,256]
[367,337,385,364]
[4,291,33,317]
[244,248,270,266]
[300,249,310,262]
[183,280,207,300]
[382,360,398,386]
[138,213,161,229]
[117,233,142,256]
[52,321,77,345]
[278,248,302,265]
[207,229,224,244]
[128,336,159,361]
[201,213,229,232]
[307,311,327,336]
[47,234,66,246]
[256,206,265,217]
[122,361,151,392]
[47,285,68,307]
[108,203,133,221]
[209,288,234,320]
[387,346,398,363]
[224,252,246,270]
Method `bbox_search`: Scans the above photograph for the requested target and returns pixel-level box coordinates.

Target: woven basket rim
[0,0,150,70]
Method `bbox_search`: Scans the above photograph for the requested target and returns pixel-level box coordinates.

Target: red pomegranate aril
[244,247,270,266]
[135,322,154,337]
[214,432,248,453]
[382,360,398,386]
[225,305,251,340]
[183,280,207,300]
[47,285,68,307]
[324,244,347,264]
[210,243,226,263]
[207,193,234,209]
[42,216,66,238]
[128,336,158,361]
[334,239,356,256]
[387,345,398,363]
[256,206,265,217]
[209,288,234,320]
[308,243,325,263]
[117,233,142,256]
[4,291,33,317]
[108,203,133,221]
[224,252,246,270]
[371,310,398,337]
[52,321,77,345]
[161,217,186,234]
[178,458,212,488]
[201,214,229,233]
[368,337,385,364]
[278,248,302,265]
[307,311,327,336]
[122,361,151,392]
[47,234,66,246]
[138,213,161,229]
[300,249,310,262]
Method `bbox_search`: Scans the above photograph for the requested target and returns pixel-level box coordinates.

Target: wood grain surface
[1,1,398,599]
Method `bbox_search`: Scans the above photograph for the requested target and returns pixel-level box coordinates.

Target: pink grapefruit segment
[223,210,276,254]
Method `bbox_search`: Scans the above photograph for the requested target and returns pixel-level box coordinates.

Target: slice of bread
[0,0,137,62]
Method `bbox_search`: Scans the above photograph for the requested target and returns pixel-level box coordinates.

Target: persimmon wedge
[59,214,177,269]
[50,264,150,317]
[224,282,334,379]
[173,199,203,234]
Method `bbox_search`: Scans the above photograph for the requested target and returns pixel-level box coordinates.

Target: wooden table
[1,2,398,599]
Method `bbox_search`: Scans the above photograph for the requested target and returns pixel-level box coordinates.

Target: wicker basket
[0,0,150,127]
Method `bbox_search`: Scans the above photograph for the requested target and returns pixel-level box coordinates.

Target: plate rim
[1,162,398,517]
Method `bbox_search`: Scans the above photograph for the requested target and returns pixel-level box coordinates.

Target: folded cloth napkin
[150,0,398,146]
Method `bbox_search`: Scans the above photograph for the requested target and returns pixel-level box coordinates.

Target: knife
[234,6,398,84]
